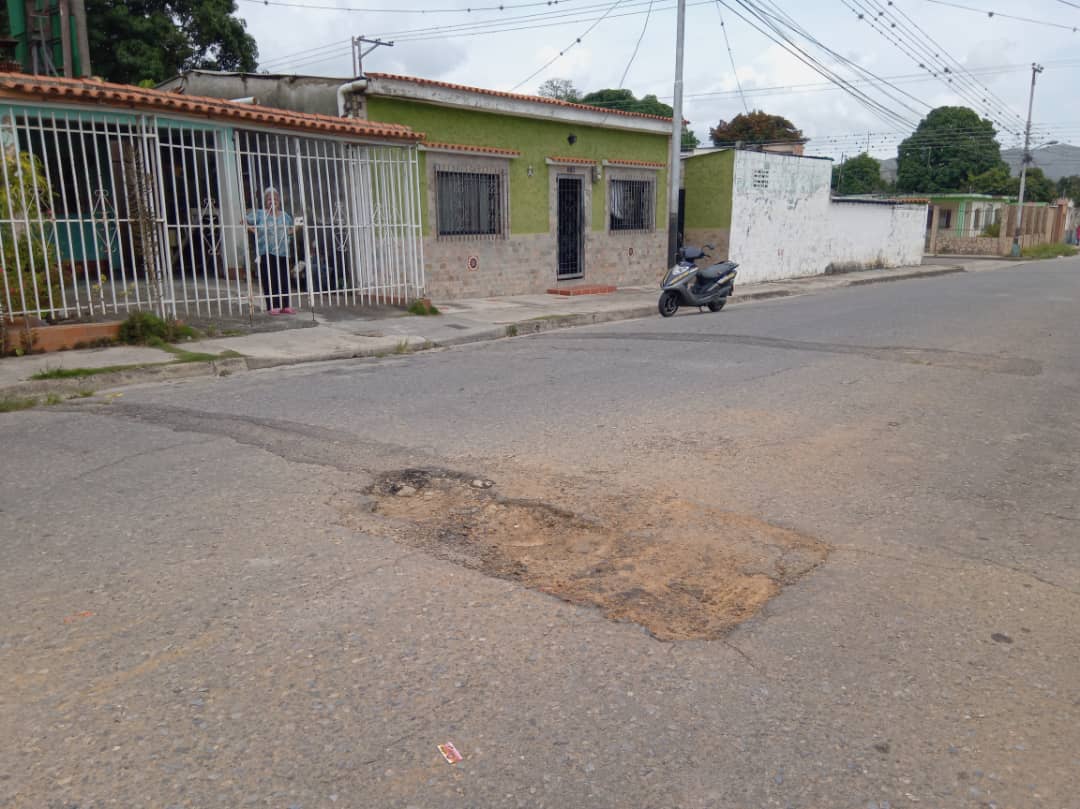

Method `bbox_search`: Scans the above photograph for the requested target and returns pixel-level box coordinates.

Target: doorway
[556,175,584,280]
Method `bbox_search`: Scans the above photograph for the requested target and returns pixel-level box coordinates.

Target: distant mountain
[879,157,898,184]
[1001,143,1080,181]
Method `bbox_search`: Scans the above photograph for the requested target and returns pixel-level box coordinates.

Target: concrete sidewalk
[0,261,982,396]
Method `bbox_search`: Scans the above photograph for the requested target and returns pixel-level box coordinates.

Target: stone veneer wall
[423,229,667,299]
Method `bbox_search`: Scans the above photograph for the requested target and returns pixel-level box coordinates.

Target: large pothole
[347,468,828,641]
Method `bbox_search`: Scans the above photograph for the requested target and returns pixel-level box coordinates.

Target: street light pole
[1012,62,1043,257]
[666,0,687,267]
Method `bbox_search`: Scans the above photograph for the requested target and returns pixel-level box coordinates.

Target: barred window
[436,170,504,237]
[609,178,654,232]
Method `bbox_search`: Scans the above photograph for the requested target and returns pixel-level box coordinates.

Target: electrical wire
[240,0,581,14]
[849,0,1022,134]
[618,0,653,88]
[715,2,749,113]
[883,0,1019,124]
[510,0,626,90]
[721,0,920,129]
[916,0,1079,33]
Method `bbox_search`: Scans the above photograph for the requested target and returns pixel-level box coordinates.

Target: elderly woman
[246,187,301,315]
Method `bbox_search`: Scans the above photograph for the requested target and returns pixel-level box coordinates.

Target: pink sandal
[280,306,297,315]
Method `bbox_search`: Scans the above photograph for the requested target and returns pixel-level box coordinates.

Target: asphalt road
[3,259,1079,809]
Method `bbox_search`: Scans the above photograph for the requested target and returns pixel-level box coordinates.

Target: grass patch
[1021,243,1079,259]
[120,311,199,345]
[505,324,519,337]
[147,338,241,363]
[30,363,144,380]
[393,339,411,354]
[0,396,39,413]
[407,299,440,316]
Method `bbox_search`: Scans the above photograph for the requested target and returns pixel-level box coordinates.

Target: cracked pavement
[2,259,1079,808]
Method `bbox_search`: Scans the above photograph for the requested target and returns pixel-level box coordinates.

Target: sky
[234,0,1080,163]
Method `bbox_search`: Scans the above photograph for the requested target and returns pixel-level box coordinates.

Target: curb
[0,265,969,397]
[0,357,247,399]
[845,266,964,286]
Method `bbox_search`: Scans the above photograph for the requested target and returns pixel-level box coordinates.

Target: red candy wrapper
[438,742,463,765]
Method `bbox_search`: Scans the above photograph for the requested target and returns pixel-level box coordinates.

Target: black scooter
[658,244,738,318]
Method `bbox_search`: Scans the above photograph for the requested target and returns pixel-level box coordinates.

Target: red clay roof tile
[366,72,673,123]
[0,72,423,142]
[421,141,521,157]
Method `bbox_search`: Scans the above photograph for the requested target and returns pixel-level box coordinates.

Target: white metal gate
[0,103,424,322]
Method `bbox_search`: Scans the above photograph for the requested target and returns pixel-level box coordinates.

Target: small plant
[30,363,143,380]
[44,393,62,406]
[0,395,38,413]
[981,221,1001,238]
[407,299,441,316]
[1021,243,1078,259]
[506,324,519,337]
[119,311,198,345]
[393,339,411,354]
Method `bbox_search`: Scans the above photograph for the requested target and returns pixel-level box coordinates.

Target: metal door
[556,175,584,279]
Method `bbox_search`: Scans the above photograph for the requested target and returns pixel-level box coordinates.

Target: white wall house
[689,150,929,285]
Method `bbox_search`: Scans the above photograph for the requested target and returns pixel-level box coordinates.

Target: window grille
[752,168,770,189]
[435,169,504,238]
[609,178,654,232]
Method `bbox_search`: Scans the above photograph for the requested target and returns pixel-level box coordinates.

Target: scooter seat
[698,264,725,282]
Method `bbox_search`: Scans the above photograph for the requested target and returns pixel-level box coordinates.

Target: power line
[511,0,626,90]
[843,0,1021,135]
[722,0,920,129]
[241,0,580,13]
[883,0,1019,125]
[715,2,749,113]
[618,0,653,88]
[917,0,1080,33]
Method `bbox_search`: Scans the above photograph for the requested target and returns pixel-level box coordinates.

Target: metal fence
[0,104,424,321]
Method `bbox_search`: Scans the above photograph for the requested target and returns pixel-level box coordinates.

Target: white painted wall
[824,202,928,270]
[727,150,833,284]
[726,151,927,282]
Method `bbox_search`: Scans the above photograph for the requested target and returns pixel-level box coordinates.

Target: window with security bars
[609,178,654,232]
[435,170,504,237]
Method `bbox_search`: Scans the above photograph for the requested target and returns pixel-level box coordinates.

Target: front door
[556,175,584,280]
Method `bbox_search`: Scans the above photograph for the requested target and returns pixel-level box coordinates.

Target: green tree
[576,88,698,150]
[86,0,258,86]
[709,111,803,147]
[1057,175,1080,206]
[832,152,883,195]
[969,163,1012,196]
[580,88,674,117]
[537,78,580,102]
[1018,167,1057,203]
[896,107,1001,193]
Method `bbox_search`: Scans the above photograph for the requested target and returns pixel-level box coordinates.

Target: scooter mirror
[705,244,715,250]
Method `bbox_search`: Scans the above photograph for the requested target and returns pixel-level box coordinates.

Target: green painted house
[354,73,672,298]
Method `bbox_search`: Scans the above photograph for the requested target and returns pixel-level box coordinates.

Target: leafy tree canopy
[1018,167,1057,204]
[968,163,1013,196]
[832,152,883,195]
[579,88,674,118]
[896,106,1001,193]
[87,0,258,86]
[537,78,581,102]
[709,111,803,147]
[969,163,1057,202]
[1057,175,1080,207]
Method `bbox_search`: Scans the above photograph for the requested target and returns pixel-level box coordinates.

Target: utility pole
[666,0,687,267]
[1012,62,1043,257]
[351,36,394,78]
[58,0,72,77]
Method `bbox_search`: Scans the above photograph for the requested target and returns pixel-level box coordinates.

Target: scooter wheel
[659,290,680,317]
[707,297,727,312]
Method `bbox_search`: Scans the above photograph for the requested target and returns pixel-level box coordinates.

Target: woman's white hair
[263,187,280,202]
